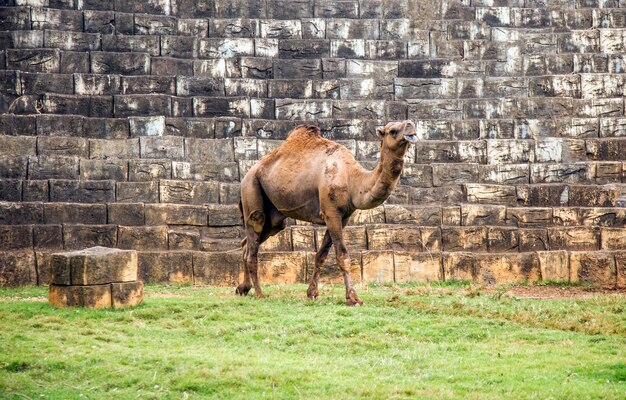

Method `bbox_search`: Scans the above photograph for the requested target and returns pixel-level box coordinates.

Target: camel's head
[376,120,417,155]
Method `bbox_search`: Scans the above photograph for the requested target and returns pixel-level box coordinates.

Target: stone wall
[1,0,625,288]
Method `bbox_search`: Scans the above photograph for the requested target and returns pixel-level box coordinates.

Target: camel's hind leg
[237,173,285,298]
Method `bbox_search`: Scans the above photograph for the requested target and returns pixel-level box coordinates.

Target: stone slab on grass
[51,246,138,285]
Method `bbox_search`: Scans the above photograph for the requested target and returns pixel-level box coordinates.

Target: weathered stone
[168,228,201,250]
[193,251,241,286]
[50,180,115,203]
[118,226,168,250]
[519,228,549,251]
[49,283,111,308]
[442,226,488,252]
[548,226,600,251]
[476,253,540,284]
[208,204,241,226]
[600,228,626,250]
[367,224,421,251]
[63,224,117,250]
[487,227,519,252]
[306,250,361,284]
[537,250,569,282]
[291,226,316,251]
[350,206,386,225]
[138,251,193,284]
[50,246,137,285]
[465,183,517,206]
[44,203,106,224]
[0,225,32,250]
[506,207,553,227]
[105,203,143,226]
[145,204,207,226]
[315,226,366,251]
[570,252,616,288]
[116,181,159,203]
[362,250,393,283]
[394,252,442,283]
[111,281,144,308]
[159,180,219,204]
[461,204,506,226]
[256,252,306,284]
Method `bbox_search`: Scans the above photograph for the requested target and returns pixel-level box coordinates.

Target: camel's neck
[351,144,404,210]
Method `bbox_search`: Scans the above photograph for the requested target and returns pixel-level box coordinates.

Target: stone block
[0,251,36,286]
[530,163,591,184]
[36,114,84,136]
[7,49,60,73]
[50,180,115,203]
[44,31,100,52]
[91,52,150,75]
[0,225,32,250]
[22,180,50,201]
[291,226,316,251]
[138,251,193,284]
[506,207,553,227]
[111,281,144,308]
[366,224,421,251]
[580,207,626,226]
[114,94,172,118]
[50,246,137,285]
[0,180,21,201]
[537,250,569,282]
[477,253,541,284]
[600,228,626,250]
[568,185,620,207]
[442,226,488,252]
[219,182,240,204]
[37,137,89,158]
[275,59,323,79]
[176,76,224,97]
[83,10,115,33]
[461,204,506,226]
[306,251,361,284]
[49,284,111,308]
[519,228,549,252]
[193,251,241,286]
[34,225,63,249]
[44,203,106,224]
[487,227,519,252]
[159,180,219,204]
[526,184,568,207]
[168,228,201,250]
[432,163,480,187]
[89,138,140,160]
[0,202,43,225]
[19,72,73,95]
[192,96,249,118]
[128,159,170,181]
[185,138,235,163]
[107,203,144,226]
[362,250,393,283]
[116,182,159,203]
[118,226,167,250]
[63,224,117,250]
[350,206,386,225]
[122,76,176,95]
[465,183,517,206]
[80,159,127,181]
[83,118,128,139]
[394,252,442,283]
[145,204,208,226]
[139,136,184,160]
[260,229,292,252]
[256,252,306,284]
[28,156,79,180]
[384,205,440,226]
[59,51,89,74]
[570,252,616,288]
[210,18,258,38]
[0,6,31,30]
[548,226,600,251]
[208,204,241,226]
[152,57,194,76]
[0,136,36,157]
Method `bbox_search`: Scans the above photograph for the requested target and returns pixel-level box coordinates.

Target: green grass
[0,283,625,399]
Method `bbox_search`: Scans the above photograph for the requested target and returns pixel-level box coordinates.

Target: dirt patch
[0,296,47,302]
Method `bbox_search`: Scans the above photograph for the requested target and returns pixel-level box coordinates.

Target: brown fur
[236,120,417,305]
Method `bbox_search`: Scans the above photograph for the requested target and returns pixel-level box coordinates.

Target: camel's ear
[376,127,385,138]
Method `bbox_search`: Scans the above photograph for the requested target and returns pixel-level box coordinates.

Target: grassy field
[0,282,625,400]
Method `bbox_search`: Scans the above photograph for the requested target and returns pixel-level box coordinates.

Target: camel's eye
[390,129,398,137]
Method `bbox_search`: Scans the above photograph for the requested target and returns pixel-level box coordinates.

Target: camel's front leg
[325,216,363,306]
[307,230,332,299]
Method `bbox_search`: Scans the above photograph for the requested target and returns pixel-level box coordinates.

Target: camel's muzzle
[404,134,418,143]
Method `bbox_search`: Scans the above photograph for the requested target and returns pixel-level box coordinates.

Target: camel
[236,120,417,305]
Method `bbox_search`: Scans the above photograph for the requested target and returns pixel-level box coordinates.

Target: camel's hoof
[346,298,364,306]
[346,288,363,306]
[235,284,251,296]
[255,292,267,299]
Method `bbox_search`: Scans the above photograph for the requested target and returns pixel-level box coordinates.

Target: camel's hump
[288,124,321,137]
